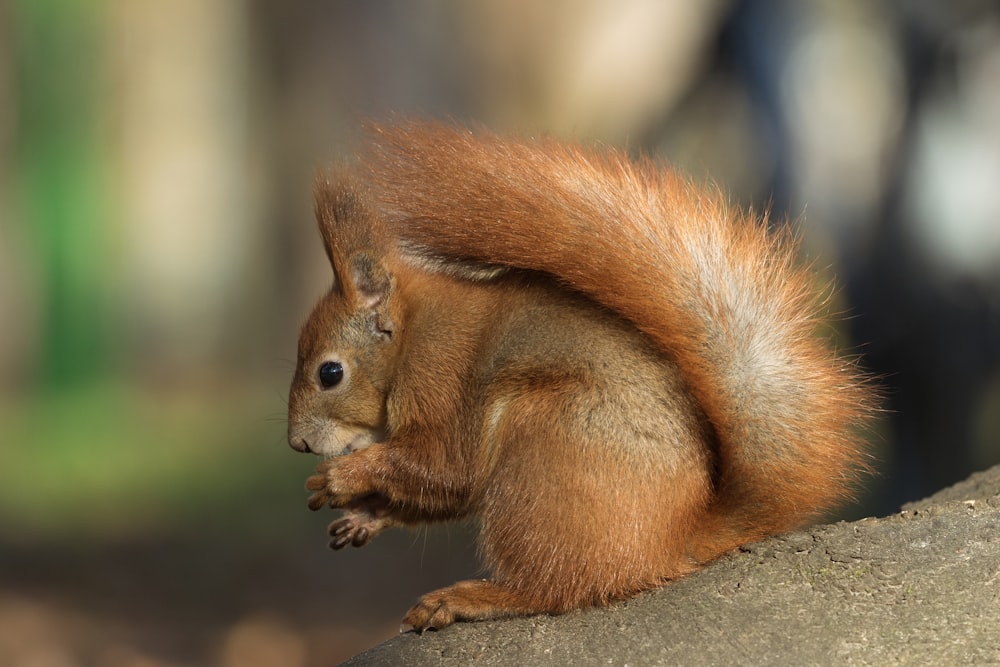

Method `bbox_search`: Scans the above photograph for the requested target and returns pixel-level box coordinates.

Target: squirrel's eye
[318,361,344,388]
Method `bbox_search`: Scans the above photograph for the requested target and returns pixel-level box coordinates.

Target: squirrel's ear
[348,252,393,308]
[347,252,396,339]
[314,172,394,336]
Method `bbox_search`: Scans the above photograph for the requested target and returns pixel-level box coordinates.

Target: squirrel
[287,121,874,632]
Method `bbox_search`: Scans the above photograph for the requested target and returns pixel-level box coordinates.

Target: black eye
[318,361,344,388]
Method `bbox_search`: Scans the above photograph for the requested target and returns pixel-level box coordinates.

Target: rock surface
[343,466,1000,666]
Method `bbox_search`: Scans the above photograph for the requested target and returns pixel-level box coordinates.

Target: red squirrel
[287,122,874,631]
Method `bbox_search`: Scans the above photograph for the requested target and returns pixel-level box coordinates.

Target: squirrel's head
[287,176,402,457]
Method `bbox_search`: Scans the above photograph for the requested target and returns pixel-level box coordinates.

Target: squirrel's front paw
[328,511,387,549]
[305,459,357,510]
[327,494,395,548]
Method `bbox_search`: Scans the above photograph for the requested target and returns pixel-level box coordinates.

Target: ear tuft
[314,171,381,271]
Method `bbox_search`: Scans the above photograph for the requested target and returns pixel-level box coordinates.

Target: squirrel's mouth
[337,428,385,456]
[290,422,384,458]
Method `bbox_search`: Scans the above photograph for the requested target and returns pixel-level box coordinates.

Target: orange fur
[288,122,874,631]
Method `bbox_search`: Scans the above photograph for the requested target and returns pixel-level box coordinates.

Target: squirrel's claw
[403,598,453,633]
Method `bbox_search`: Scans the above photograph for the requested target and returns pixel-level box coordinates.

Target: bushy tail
[362,121,873,551]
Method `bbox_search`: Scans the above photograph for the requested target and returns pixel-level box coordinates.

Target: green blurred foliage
[13,0,114,390]
[0,382,297,541]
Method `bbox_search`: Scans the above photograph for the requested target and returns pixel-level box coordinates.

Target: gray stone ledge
[343,466,1000,666]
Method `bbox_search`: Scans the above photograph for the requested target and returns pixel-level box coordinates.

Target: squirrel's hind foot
[403,579,547,632]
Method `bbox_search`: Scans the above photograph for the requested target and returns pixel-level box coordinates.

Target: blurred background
[2,0,999,664]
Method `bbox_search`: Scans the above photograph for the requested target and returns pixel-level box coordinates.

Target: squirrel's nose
[288,435,314,454]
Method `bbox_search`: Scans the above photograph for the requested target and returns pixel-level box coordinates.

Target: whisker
[271,386,290,408]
